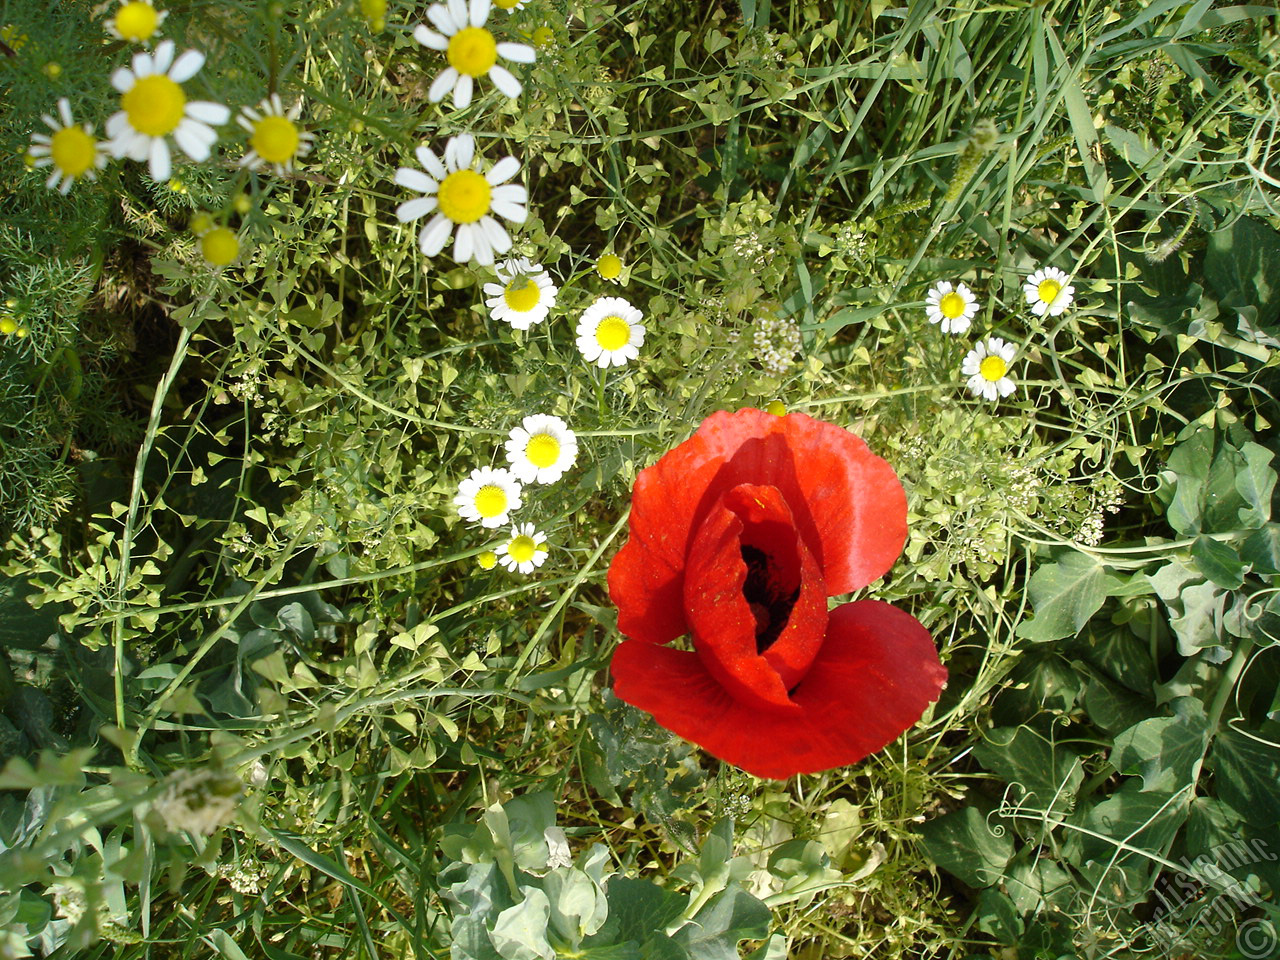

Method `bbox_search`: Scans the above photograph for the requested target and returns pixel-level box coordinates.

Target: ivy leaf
[1071,782,1190,905]
[1234,442,1276,527]
[1111,697,1209,793]
[974,889,1023,945]
[971,726,1084,819]
[1015,552,1122,642]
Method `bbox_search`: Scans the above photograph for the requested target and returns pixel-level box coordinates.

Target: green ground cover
[1,0,1279,957]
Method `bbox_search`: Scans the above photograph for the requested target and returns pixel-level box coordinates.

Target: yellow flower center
[507,535,538,564]
[1037,278,1062,304]
[526,433,560,469]
[189,211,214,235]
[596,253,622,279]
[50,126,95,177]
[765,400,786,416]
[447,26,498,77]
[473,484,507,518]
[201,228,239,266]
[0,317,16,335]
[437,169,491,224]
[122,74,186,137]
[494,0,520,8]
[504,276,541,312]
[477,550,497,569]
[251,115,300,164]
[531,25,554,48]
[360,0,387,29]
[938,291,967,319]
[979,355,1008,382]
[595,316,630,352]
[114,1,159,41]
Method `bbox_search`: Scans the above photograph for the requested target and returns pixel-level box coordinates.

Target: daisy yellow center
[495,0,520,8]
[122,74,186,137]
[507,535,538,564]
[504,276,541,312]
[50,127,95,177]
[531,26,555,48]
[251,115,300,164]
[1037,278,1062,304]
[979,355,1008,382]
[526,433,560,469]
[477,550,497,569]
[473,484,507,518]
[596,253,622,279]
[938,291,967,319]
[595,315,630,352]
[437,169,491,224]
[201,228,239,266]
[765,400,786,416]
[447,26,498,77]
[115,1,159,41]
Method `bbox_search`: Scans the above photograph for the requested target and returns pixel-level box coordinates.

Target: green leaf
[673,885,771,960]
[1235,442,1277,526]
[971,726,1084,819]
[1242,524,1280,574]
[1003,857,1074,914]
[918,801,1015,888]
[1111,697,1209,793]
[1210,727,1280,830]
[974,888,1023,945]
[1071,782,1190,905]
[0,576,61,647]
[585,877,687,959]
[1082,674,1155,736]
[1204,215,1280,330]
[490,888,555,960]
[1015,552,1122,642]
[1191,535,1246,590]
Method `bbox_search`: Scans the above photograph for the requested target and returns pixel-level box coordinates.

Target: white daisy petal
[57,98,74,127]
[173,120,213,160]
[470,0,491,26]
[428,67,459,103]
[453,74,474,109]
[170,49,206,83]
[450,134,475,170]
[415,145,447,180]
[428,3,458,35]
[396,167,437,193]
[454,223,476,264]
[487,64,522,98]
[490,198,527,223]
[111,67,136,92]
[447,0,468,29]
[186,101,229,125]
[496,41,536,63]
[152,40,174,74]
[148,137,172,182]
[491,183,528,205]
[485,155,520,186]
[397,195,438,223]
[419,214,453,256]
[414,23,450,49]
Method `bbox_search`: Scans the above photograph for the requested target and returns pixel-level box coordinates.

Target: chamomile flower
[105,0,167,43]
[395,133,527,266]
[28,98,108,194]
[595,252,623,282]
[455,466,522,528]
[493,0,527,11]
[499,522,549,574]
[1023,267,1075,317]
[924,280,977,334]
[505,414,577,484]
[477,549,498,570]
[483,258,557,329]
[105,40,229,183]
[962,337,1018,402]
[576,296,645,368]
[236,95,314,175]
[413,0,536,110]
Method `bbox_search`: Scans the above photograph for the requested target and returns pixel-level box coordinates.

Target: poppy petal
[610,600,945,780]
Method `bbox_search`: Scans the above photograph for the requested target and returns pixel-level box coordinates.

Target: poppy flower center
[938,291,966,318]
[447,26,498,77]
[123,74,186,136]
[979,355,1008,382]
[1037,278,1062,304]
[504,276,540,312]
[437,169,492,223]
[740,544,799,653]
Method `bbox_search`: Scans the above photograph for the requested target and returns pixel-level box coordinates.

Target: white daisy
[412,0,536,110]
[924,280,977,334]
[505,414,577,484]
[499,522,549,574]
[483,258,557,329]
[395,134,527,266]
[962,337,1018,402]
[454,466,522,528]
[576,296,645,368]
[28,98,108,194]
[492,0,526,11]
[105,0,168,43]
[104,40,230,183]
[236,94,314,175]
[1023,267,1075,317]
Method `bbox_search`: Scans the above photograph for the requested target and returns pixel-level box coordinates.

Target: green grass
[1,0,1278,958]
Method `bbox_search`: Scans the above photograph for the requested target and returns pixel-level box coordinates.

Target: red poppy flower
[607,408,947,780]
